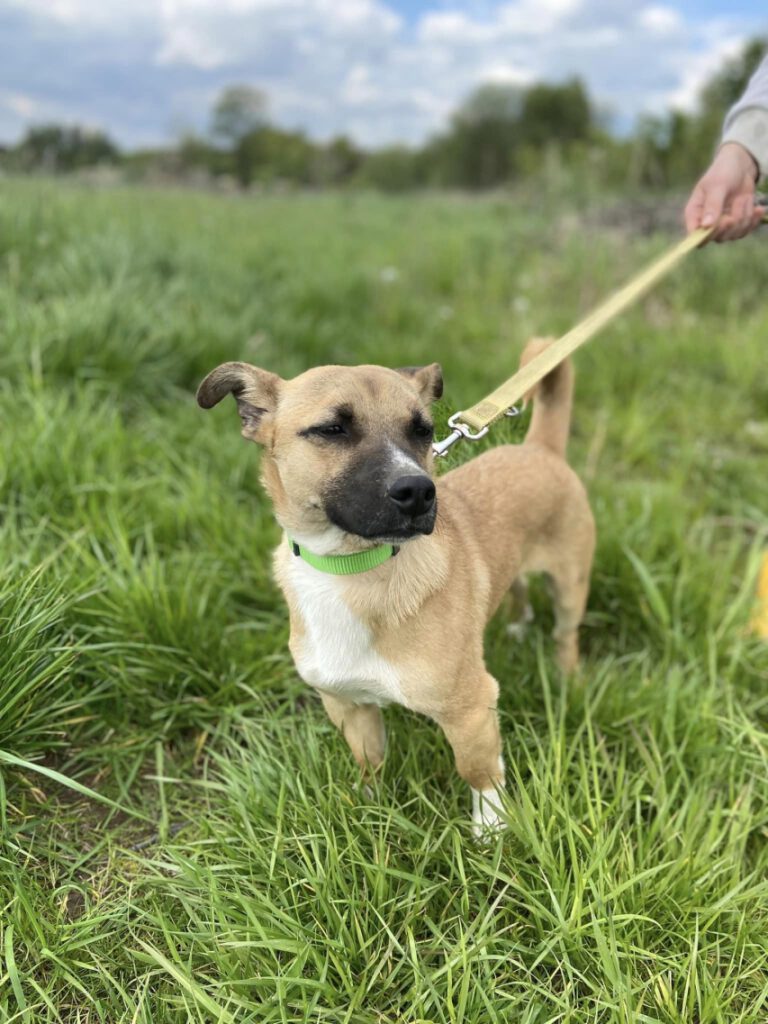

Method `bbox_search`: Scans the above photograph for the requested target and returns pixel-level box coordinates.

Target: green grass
[1,178,768,1022]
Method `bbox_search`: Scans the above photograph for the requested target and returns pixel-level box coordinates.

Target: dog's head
[197,361,443,550]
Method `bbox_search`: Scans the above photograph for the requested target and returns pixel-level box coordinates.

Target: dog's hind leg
[540,497,595,674]
[506,576,534,641]
[549,560,591,674]
[319,692,386,775]
[435,674,506,836]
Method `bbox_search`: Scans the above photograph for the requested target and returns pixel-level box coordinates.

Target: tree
[518,78,592,148]
[238,126,316,185]
[11,124,119,173]
[176,133,230,178]
[210,85,268,146]
[210,85,271,186]
[456,83,524,125]
[426,79,595,189]
[316,136,364,185]
[357,145,425,191]
[443,83,524,188]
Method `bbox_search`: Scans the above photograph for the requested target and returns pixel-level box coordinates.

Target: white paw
[471,786,506,838]
[506,604,534,641]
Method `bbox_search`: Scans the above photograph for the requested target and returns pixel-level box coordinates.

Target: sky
[0,0,765,149]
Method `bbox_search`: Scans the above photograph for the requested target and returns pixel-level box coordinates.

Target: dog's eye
[410,419,434,441]
[310,423,347,439]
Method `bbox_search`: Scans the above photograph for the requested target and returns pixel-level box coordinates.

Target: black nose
[387,475,436,517]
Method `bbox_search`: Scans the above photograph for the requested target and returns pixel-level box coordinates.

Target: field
[2,179,768,1022]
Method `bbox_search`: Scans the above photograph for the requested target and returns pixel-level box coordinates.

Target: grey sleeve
[722,54,768,177]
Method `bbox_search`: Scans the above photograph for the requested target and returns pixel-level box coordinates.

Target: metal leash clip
[432,412,487,457]
[432,406,522,458]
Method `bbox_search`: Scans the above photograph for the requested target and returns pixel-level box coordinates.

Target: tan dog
[197,339,594,832]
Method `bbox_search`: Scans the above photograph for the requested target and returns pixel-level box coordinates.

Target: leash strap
[433,225,714,454]
[461,226,712,432]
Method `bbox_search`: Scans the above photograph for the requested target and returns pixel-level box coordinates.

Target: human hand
[684,142,765,243]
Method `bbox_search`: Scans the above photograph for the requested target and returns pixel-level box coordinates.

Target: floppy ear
[196,361,282,443]
[396,362,443,403]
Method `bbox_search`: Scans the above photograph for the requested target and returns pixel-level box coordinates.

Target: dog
[197,338,595,832]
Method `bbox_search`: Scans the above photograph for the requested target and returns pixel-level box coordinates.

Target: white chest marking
[288,557,404,707]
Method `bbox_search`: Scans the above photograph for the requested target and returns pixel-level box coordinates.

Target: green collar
[289,537,399,575]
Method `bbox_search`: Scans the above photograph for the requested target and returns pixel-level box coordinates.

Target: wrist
[718,141,760,181]
[721,108,768,180]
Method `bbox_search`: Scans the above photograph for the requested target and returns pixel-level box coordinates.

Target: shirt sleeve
[722,54,768,178]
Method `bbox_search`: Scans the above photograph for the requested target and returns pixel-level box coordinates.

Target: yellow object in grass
[750,551,768,640]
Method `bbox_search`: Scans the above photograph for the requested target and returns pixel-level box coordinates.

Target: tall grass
[1,179,767,1021]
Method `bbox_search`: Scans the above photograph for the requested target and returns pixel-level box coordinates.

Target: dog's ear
[396,363,443,403]
[196,362,283,443]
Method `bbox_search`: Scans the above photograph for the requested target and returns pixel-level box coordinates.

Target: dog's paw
[471,786,507,839]
[506,603,534,642]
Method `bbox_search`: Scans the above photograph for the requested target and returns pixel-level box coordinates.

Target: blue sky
[0,1,765,148]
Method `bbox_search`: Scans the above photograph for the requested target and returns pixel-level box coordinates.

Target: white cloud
[637,6,683,36]
[418,12,494,44]
[341,65,381,107]
[2,92,39,118]
[157,0,402,70]
[667,36,747,112]
[497,0,583,35]
[484,65,534,86]
[5,0,158,27]
[156,25,227,68]
[419,0,582,45]
[0,0,763,146]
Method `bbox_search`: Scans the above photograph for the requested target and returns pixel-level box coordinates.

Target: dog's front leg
[319,692,386,776]
[435,674,506,835]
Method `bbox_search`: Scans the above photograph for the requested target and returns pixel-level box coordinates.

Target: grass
[1,178,768,1022]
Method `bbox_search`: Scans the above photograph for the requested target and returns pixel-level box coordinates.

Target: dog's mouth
[365,521,435,541]
[325,501,437,542]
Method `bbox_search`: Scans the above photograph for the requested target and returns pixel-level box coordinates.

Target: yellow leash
[432,217,768,641]
[433,225,713,456]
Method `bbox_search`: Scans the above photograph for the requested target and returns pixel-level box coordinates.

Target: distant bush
[5,123,119,173]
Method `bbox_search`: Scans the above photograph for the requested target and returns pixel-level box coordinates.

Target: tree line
[1,39,764,191]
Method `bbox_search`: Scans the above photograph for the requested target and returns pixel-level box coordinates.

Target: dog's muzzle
[387,475,436,519]
[323,458,437,540]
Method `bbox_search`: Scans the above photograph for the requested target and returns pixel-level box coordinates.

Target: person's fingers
[700,181,729,228]
[729,206,766,240]
[715,224,740,242]
[716,216,753,242]
[717,195,764,241]
[684,184,706,232]
[735,193,756,236]
[712,191,758,241]
[720,194,753,240]
[711,203,745,242]
[712,215,737,242]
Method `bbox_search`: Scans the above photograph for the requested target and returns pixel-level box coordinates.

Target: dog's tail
[520,336,574,459]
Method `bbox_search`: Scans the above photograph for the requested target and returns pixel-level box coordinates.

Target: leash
[433,224,717,457]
